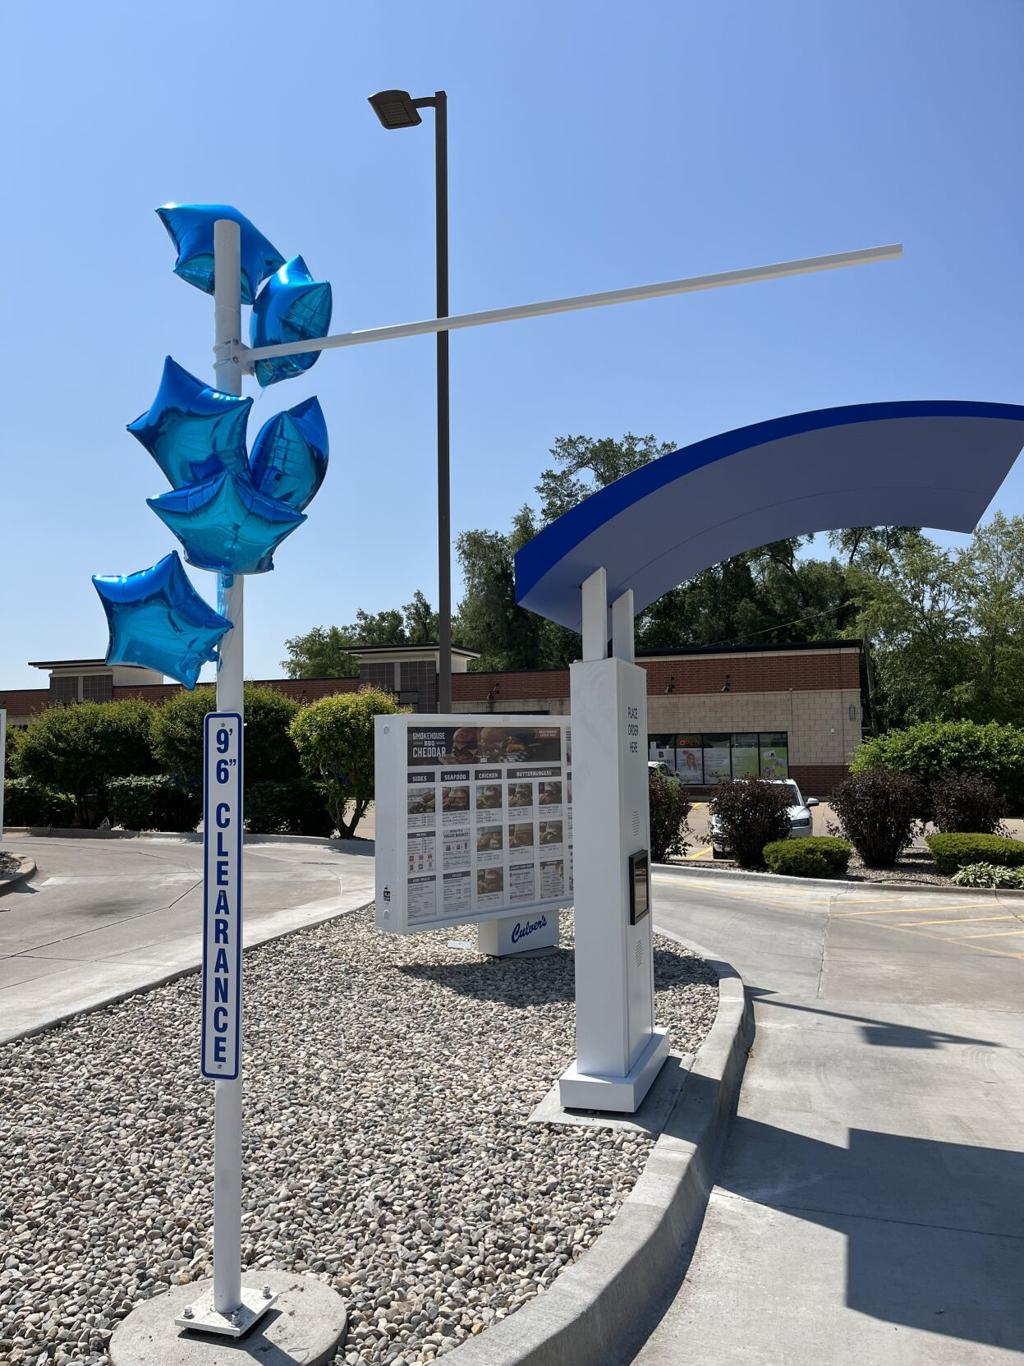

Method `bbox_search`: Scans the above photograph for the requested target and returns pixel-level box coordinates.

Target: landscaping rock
[0,909,716,1364]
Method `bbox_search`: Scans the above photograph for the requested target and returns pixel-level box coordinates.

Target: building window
[758,732,789,780]
[82,674,113,703]
[50,676,79,706]
[648,732,789,782]
[701,733,732,785]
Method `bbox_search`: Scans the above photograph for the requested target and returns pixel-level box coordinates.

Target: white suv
[710,778,819,859]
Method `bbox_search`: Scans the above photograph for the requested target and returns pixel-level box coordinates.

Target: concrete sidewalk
[0,834,375,1043]
[639,870,1024,1365]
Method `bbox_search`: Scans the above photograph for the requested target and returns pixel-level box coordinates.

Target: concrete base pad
[558,1027,670,1113]
[530,1050,693,1135]
[109,1270,347,1365]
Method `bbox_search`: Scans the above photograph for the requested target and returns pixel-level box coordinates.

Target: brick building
[3,639,864,797]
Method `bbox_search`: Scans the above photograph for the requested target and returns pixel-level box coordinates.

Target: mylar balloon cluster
[251,256,332,388]
[93,205,333,688]
[156,203,284,305]
[93,553,233,690]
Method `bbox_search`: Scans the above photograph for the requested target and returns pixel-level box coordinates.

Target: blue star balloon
[250,256,332,387]
[156,203,285,305]
[249,397,329,512]
[147,472,306,576]
[128,357,252,489]
[93,552,232,690]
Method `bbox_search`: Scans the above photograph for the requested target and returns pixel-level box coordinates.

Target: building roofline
[28,659,111,670]
[338,643,480,657]
[635,638,863,659]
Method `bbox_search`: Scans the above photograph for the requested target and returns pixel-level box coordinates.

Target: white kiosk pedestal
[558,573,668,1112]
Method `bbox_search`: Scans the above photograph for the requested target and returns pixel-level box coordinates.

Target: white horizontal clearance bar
[237,242,902,368]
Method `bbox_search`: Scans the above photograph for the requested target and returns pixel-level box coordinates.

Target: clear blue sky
[3,1,1023,689]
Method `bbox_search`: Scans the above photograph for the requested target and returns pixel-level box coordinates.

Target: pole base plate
[111,1270,347,1365]
[174,1284,277,1338]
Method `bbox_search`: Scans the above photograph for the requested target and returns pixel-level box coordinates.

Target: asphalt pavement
[0,835,374,1042]
[638,868,1024,1365]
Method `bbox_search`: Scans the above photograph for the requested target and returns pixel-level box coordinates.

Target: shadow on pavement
[746,987,1002,1050]
[712,1115,1024,1352]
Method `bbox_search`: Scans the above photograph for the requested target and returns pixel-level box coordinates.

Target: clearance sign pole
[174,221,278,1336]
[181,224,900,1337]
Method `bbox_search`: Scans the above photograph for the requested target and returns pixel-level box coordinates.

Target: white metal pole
[212,218,244,1318]
[0,708,7,841]
[236,243,903,368]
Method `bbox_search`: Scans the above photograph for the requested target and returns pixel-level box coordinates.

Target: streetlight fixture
[369,87,453,713]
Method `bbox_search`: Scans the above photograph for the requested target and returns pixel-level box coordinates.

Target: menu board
[375,716,573,934]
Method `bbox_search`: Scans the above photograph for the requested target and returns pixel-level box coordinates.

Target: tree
[282,592,439,677]
[827,526,921,567]
[289,687,404,837]
[846,531,980,728]
[536,432,675,522]
[14,699,156,826]
[402,590,439,644]
[282,626,359,679]
[151,685,301,787]
[951,513,1024,724]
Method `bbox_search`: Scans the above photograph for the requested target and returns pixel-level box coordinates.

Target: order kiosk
[556,572,668,1111]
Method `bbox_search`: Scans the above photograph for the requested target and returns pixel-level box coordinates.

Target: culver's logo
[511,914,548,944]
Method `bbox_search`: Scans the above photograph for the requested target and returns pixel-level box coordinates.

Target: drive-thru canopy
[514,400,1024,631]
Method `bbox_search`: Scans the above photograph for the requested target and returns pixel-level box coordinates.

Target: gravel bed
[0,851,19,875]
[843,850,950,885]
[0,909,717,1365]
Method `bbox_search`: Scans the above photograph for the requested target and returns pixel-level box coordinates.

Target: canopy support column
[561,573,667,1112]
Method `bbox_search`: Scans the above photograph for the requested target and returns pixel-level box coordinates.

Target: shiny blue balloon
[128,357,252,489]
[249,397,329,512]
[147,472,306,576]
[250,256,332,387]
[93,552,232,690]
[156,203,285,305]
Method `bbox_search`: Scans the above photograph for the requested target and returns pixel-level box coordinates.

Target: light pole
[369,88,452,714]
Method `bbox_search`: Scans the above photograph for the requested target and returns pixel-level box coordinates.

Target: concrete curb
[655,859,1024,899]
[0,857,37,898]
[3,826,373,851]
[443,938,753,1366]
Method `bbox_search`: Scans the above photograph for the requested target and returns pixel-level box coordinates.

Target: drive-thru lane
[0,835,374,1042]
[637,869,1024,1365]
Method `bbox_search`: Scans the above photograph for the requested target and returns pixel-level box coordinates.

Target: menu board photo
[374,716,573,934]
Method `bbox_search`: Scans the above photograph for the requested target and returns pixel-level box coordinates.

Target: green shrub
[105,776,202,832]
[13,699,157,826]
[951,862,1024,890]
[649,770,690,862]
[246,780,334,837]
[709,779,792,869]
[152,685,302,787]
[829,770,920,868]
[290,687,405,837]
[852,721,1024,816]
[3,777,75,827]
[763,836,852,878]
[925,832,1024,876]
[931,773,1003,834]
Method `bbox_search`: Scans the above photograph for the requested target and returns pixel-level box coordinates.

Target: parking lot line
[957,927,1024,939]
[897,914,1017,927]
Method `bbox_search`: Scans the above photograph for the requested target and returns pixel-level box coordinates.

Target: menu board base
[477,911,560,957]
